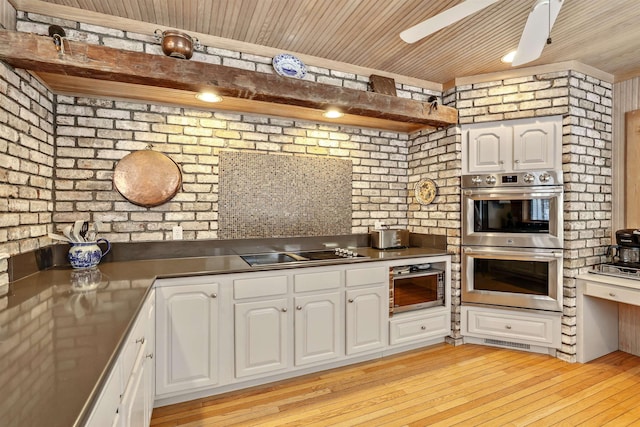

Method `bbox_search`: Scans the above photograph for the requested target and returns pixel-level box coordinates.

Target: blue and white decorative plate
[272,53,307,79]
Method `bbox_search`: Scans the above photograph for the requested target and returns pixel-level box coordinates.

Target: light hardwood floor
[150,344,640,426]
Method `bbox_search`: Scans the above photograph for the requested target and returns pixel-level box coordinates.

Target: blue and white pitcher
[68,238,111,269]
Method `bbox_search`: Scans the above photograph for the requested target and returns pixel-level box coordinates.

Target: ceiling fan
[400,0,564,67]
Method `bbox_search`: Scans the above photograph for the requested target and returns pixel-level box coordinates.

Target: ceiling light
[195,92,222,103]
[501,50,517,63]
[322,109,343,119]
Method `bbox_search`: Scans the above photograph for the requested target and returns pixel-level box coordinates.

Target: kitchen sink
[240,249,367,266]
[240,253,299,266]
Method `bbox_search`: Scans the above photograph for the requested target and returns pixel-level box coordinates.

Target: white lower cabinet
[155,283,219,396]
[389,309,450,346]
[234,298,289,378]
[462,305,561,349]
[345,286,387,355]
[150,257,450,407]
[86,290,155,427]
[294,292,341,366]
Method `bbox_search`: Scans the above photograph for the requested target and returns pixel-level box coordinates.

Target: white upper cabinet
[463,116,561,174]
[466,125,512,173]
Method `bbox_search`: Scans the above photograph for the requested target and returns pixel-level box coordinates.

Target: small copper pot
[154,29,200,59]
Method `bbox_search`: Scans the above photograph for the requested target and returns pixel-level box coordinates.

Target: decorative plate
[272,53,307,79]
[415,178,437,205]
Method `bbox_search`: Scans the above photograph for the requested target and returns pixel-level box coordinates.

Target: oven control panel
[462,171,561,188]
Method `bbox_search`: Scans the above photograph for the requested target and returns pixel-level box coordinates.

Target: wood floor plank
[150,345,640,427]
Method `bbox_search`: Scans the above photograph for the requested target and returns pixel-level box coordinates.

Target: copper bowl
[155,29,199,59]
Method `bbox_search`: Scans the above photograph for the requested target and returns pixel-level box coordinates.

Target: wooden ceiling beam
[0,29,457,131]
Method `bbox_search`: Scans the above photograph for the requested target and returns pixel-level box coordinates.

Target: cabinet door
[143,298,155,425]
[119,347,146,427]
[513,120,557,170]
[294,292,342,366]
[345,286,387,355]
[85,359,121,427]
[156,283,219,396]
[466,126,511,173]
[235,298,289,378]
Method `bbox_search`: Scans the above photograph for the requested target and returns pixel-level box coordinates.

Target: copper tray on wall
[113,149,182,207]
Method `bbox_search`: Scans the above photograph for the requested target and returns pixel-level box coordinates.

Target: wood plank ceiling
[10,0,640,83]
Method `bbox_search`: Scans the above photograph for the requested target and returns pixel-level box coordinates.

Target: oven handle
[463,187,563,197]
[463,247,563,259]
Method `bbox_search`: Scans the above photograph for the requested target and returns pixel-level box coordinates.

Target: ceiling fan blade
[511,0,563,66]
[400,0,500,44]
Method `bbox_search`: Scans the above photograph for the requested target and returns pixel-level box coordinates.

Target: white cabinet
[345,286,387,355]
[155,283,219,396]
[461,305,561,350]
[389,309,450,346]
[234,298,289,378]
[294,292,341,366]
[84,358,121,427]
[466,125,511,173]
[344,266,388,355]
[463,116,561,174]
[87,290,155,427]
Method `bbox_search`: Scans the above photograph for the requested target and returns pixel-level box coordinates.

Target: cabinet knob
[282,308,287,312]
[514,159,520,163]
[421,326,426,330]
[136,337,145,344]
[609,292,616,297]
[348,299,354,303]
[146,353,154,359]
[499,160,504,164]
[505,325,512,330]
[296,305,302,310]
[210,293,217,298]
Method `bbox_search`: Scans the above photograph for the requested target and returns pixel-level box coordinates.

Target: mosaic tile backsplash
[219,152,352,239]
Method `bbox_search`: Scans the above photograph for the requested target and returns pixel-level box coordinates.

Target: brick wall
[13,12,441,245]
[0,59,55,255]
[421,72,612,357]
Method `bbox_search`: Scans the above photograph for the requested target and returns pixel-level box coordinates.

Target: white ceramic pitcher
[68,238,111,269]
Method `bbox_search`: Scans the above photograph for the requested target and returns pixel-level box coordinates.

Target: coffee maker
[609,229,640,266]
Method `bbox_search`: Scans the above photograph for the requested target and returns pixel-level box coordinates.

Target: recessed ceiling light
[501,50,517,63]
[322,109,343,119]
[195,92,222,103]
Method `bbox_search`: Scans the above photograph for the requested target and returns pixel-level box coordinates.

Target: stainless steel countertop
[0,247,447,427]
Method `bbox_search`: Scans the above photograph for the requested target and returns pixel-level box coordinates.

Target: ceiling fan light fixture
[501,50,517,63]
[322,109,343,119]
[195,92,222,103]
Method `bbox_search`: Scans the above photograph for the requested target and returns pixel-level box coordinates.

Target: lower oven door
[462,246,563,311]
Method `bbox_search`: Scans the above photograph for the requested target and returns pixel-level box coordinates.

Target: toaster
[371,229,409,249]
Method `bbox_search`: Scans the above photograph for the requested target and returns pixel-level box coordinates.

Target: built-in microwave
[389,266,445,315]
[462,172,564,249]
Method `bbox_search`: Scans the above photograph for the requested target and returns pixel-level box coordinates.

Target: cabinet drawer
[464,307,560,346]
[346,266,387,287]
[584,282,640,306]
[294,270,341,292]
[121,295,153,381]
[390,310,449,345]
[234,275,288,299]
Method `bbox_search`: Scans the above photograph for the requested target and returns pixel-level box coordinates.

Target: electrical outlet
[172,225,183,240]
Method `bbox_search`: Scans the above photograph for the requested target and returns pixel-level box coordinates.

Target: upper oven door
[462,186,563,248]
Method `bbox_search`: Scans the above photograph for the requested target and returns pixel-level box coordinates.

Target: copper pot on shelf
[154,29,200,59]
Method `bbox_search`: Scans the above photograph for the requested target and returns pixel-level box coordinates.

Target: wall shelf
[0,30,458,133]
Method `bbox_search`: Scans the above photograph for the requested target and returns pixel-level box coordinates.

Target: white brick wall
[0,61,55,255]
[416,72,613,356]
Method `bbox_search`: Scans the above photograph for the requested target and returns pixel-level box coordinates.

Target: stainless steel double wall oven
[461,171,564,311]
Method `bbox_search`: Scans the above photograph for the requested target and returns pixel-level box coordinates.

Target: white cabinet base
[461,305,561,353]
